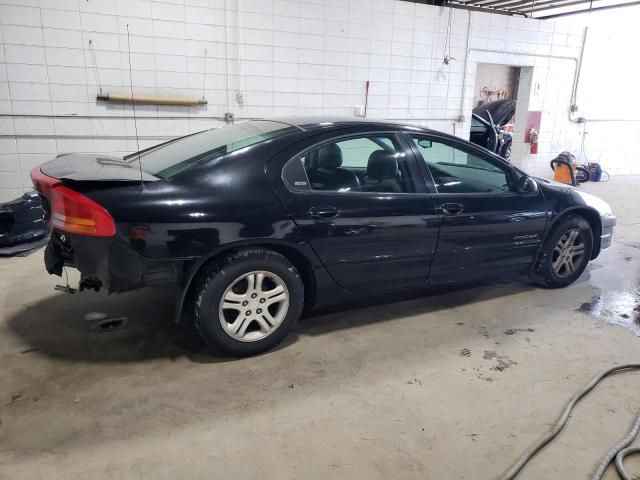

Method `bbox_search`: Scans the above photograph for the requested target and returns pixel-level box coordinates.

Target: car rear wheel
[192,249,304,356]
[533,214,593,288]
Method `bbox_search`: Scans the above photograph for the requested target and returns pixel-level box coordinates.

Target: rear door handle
[440,202,464,215]
[308,206,339,219]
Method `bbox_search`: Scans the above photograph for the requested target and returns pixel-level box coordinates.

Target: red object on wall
[525,111,541,143]
[525,111,541,154]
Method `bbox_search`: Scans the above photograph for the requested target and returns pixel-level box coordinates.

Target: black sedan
[31,117,616,355]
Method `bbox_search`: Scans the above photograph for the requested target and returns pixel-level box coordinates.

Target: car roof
[259,115,435,133]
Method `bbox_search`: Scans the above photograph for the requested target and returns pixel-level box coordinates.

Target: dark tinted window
[127,120,295,179]
[412,135,511,194]
[290,134,415,194]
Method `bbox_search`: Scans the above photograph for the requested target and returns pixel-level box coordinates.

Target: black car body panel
[34,117,616,318]
[267,125,441,294]
[0,191,49,254]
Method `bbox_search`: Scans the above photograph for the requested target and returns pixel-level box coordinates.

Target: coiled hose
[499,364,640,480]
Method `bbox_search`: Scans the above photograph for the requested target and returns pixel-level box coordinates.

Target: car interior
[298,134,513,195]
[302,136,415,193]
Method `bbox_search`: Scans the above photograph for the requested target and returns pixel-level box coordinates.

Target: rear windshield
[126,120,296,179]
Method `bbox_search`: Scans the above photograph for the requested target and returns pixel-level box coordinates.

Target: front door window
[412,136,512,194]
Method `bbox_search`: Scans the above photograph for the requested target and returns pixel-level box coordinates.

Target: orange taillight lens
[31,168,116,237]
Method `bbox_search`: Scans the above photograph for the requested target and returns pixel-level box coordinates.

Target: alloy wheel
[218,270,289,342]
[551,229,585,278]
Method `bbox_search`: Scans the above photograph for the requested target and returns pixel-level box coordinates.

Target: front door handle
[440,202,464,215]
[308,206,339,219]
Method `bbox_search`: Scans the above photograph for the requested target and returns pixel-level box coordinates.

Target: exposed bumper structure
[45,230,180,293]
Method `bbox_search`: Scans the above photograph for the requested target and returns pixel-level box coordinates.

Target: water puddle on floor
[578,288,640,336]
[576,242,640,336]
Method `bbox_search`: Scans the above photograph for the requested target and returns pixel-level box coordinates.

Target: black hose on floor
[499,364,640,480]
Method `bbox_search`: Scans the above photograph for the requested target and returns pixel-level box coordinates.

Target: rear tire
[192,249,304,356]
[533,215,593,288]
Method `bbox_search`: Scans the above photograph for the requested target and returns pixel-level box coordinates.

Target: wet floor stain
[577,287,640,336]
[504,328,535,335]
[483,350,518,372]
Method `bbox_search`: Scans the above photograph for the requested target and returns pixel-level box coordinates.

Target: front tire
[192,249,304,356]
[533,215,593,288]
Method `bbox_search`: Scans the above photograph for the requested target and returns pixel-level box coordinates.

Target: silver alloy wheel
[218,270,289,342]
[552,229,585,278]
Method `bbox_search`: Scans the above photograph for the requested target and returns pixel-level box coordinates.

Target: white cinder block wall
[0,0,635,202]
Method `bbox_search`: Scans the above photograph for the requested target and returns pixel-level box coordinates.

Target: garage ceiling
[409,0,640,18]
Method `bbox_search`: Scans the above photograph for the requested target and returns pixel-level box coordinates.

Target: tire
[192,249,304,356]
[533,214,594,288]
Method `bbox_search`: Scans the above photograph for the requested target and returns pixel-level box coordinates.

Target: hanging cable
[442,8,454,65]
[126,25,143,185]
[88,39,103,95]
[202,47,208,101]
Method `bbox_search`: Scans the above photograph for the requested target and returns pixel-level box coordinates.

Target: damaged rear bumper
[45,230,181,293]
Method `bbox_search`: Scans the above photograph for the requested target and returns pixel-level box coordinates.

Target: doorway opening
[469,63,521,162]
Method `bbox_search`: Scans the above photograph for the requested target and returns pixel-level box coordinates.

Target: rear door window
[284,134,416,194]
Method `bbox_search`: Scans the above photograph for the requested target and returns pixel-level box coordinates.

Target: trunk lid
[40,153,159,182]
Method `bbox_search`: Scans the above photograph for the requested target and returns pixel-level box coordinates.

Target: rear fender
[174,239,322,323]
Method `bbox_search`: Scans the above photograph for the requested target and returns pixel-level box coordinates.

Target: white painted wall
[0,0,634,202]
[472,63,519,107]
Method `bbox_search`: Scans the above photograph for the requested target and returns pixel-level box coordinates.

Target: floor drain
[87,317,128,333]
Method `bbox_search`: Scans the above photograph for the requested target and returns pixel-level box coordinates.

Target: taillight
[31,167,58,196]
[31,168,116,237]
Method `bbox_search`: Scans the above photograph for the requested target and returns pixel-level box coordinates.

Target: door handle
[308,206,339,219]
[440,202,464,215]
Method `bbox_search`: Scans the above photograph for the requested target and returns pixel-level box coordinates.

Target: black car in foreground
[31,117,616,355]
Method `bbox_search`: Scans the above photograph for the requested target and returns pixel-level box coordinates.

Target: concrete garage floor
[1,178,639,480]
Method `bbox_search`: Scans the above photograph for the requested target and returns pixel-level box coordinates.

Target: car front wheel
[192,249,304,356]
[533,214,593,288]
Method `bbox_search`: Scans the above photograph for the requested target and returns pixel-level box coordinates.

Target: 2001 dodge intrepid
[31,117,616,355]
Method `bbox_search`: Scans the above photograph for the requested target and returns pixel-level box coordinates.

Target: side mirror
[517,175,538,194]
[417,139,432,149]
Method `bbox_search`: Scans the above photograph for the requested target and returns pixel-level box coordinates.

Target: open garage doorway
[470,63,522,162]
